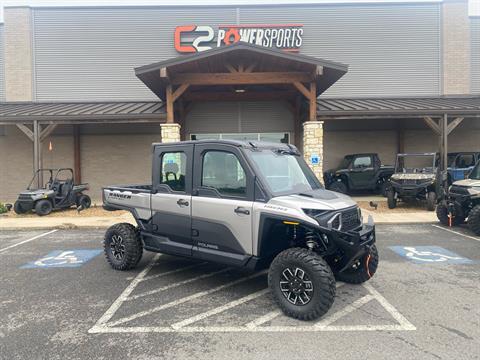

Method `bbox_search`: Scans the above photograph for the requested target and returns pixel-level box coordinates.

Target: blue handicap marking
[310,154,320,165]
[390,246,472,264]
[21,249,102,269]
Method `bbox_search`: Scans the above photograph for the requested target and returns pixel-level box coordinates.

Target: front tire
[436,203,464,226]
[467,205,480,236]
[35,199,53,216]
[268,248,335,321]
[336,245,379,284]
[387,189,397,209]
[14,201,28,214]
[426,191,436,211]
[104,223,143,270]
[329,181,348,194]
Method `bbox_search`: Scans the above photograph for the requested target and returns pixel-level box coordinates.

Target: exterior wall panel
[32,7,236,101]
[471,18,480,94]
[184,101,294,137]
[240,4,441,97]
[0,25,5,101]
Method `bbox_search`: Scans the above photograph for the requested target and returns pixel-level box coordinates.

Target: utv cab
[14,168,91,216]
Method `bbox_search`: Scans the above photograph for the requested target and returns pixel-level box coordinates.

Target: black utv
[323,153,394,196]
[437,161,480,235]
[387,153,438,211]
[14,168,91,216]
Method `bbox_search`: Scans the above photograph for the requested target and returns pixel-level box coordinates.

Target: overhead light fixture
[235,89,246,93]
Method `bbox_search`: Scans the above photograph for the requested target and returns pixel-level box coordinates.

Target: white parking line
[127,268,231,301]
[315,295,374,328]
[106,270,268,327]
[0,229,58,254]
[432,224,480,242]
[171,288,270,330]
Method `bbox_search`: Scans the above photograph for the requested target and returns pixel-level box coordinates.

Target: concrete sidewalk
[0,209,437,230]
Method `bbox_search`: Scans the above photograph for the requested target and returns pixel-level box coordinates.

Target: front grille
[450,185,469,196]
[18,194,33,201]
[341,206,361,231]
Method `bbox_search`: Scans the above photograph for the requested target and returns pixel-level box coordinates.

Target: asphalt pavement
[0,224,479,360]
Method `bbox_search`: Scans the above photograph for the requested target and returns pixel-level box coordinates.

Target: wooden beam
[184,90,297,102]
[73,125,81,184]
[33,120,42,187]
[423,116,441,135]
[447,117,464,135]
[244,63,257,73]
[238,63,244,73]
[171,72,313,86]
[309,81,317,121]
[225,63,238,73]
[166,84,174,123]
[40,124,57,142]
[16,124,34,141]
[293,81,311,99]
[160,67,168,78]
[172,84,190,102]
[315,66,324,76]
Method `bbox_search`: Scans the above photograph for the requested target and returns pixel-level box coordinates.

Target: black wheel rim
[110,234,125,261]
[42,203,50,212]
[279,267,313,306]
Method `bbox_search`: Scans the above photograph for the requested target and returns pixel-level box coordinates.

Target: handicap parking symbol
[310,154,321,165]
[390,246,472,264]
[21,249,102,269]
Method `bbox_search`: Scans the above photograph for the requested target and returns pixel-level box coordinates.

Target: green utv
[14,168,91,216]
[437,161,480,235]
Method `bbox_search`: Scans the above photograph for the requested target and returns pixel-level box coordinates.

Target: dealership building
[0,0,479,201]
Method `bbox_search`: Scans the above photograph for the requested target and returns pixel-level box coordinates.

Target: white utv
[102,140,378,320]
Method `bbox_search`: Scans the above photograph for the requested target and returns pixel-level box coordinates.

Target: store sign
[174,24,304,53]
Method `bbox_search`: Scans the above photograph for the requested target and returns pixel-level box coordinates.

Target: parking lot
[0,224,479,360]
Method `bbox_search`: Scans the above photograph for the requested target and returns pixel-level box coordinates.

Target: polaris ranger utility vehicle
[387,153,438,211]
[437,160,480,235]
[14,168,91,216]
[102,140,378,320]
[323,153,394,195]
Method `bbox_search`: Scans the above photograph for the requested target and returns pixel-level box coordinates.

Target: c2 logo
[174,25,214,53]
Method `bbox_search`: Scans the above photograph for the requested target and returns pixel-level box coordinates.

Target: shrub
[0,203,7,214]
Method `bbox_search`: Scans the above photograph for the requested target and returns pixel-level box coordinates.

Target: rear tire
[387,189,397,209]
[329,181,348,194]
[335,245,379,284]
[14,201,27,214]
[35,199,53,216]
[426,191,436,211]
[467,205,480,236]
[268,248,335,321]
[104,223,143,271]
[77,194,91,209]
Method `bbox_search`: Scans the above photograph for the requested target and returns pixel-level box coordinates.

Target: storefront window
[191,133,289,143]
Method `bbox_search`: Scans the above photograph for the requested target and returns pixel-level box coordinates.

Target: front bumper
[392,183,429,198]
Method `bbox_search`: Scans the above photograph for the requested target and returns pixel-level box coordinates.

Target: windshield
[247,149,322,196]
[338,156,352,169]
[395,154,436,174]
[469,162,480,180]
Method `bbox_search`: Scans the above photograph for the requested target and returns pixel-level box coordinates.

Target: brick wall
[4,7,33,101]
[442,0,471,95]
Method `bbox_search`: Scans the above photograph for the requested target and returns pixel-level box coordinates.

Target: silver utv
[102,140,377,320]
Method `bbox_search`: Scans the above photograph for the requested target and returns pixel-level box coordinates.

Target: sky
[0,0,479,19]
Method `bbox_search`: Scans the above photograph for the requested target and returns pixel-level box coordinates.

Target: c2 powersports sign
[174,24,304,53]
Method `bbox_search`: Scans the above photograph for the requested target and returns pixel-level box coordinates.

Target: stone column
[160,123,181,143]
[303,121,324,184]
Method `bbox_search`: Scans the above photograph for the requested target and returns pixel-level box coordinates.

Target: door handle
[234,206,250,215]
[177,199,189,207]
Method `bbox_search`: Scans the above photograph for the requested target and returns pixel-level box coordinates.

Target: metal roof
[0,101,165,123]
[317,96,480,116]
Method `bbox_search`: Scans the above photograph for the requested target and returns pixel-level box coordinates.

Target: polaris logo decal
[174,24,304,53]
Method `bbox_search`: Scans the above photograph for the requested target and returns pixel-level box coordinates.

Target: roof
[135,42,348,100]
[317,96,480,116]
[0,101,165,123]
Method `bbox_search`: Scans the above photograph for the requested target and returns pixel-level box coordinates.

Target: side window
[160,152,187,192]
[202,151,246,197]
[353,156,372,168]
[456,154,475,168]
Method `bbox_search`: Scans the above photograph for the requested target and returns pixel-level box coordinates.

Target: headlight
[302,208,329,218]
[468,187,480,195]
[303,209,339,229]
